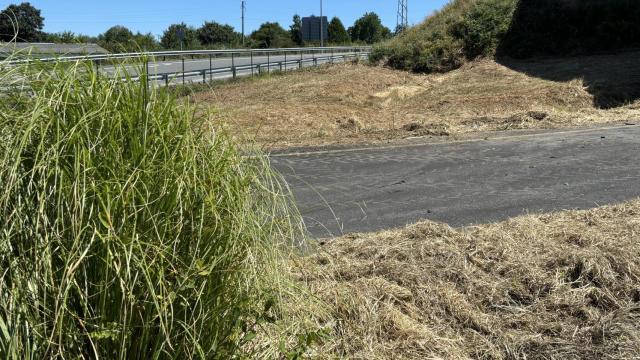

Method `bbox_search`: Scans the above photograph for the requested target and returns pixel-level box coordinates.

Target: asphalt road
[100,52,359,84]
[272,125,640,238]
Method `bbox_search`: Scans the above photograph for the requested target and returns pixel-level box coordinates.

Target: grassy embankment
[190,0,640,149]
[0,57,321,358]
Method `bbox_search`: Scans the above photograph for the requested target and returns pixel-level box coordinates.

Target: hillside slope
[196,52,640,148]
[372,0,640,73]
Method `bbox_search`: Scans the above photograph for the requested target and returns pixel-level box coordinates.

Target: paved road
[100,52,360,85]
[272,125,640,238]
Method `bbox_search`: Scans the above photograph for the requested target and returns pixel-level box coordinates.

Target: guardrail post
[279,62,282,72]
[202,70,206,84]
[267,52,270,74]
[331,49,334,64]
[232,66,237,78]
[164,74,169,87]
[284,52,287,72]
[182,57,185,85]
[250,50,254,77]
[209,54,213,82]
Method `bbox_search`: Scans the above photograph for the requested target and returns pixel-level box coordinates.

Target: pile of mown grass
[0,58,313,358]
[299,200,640,359]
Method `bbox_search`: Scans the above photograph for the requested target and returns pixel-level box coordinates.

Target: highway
[272,125,640,238]
[99,51,362,84]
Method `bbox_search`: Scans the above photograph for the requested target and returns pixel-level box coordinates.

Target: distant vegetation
[372,0,640,73]
[1,2,392,52]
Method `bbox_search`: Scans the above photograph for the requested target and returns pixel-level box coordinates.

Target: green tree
[289,14,303,46]
[0,2,44,42]
[42,31,77,43]
[132,32,159,51]
[249,22,294,48]
[161,23,199,50]
[328,16,349,44]
[197,21,238,47]
[98,25,134,52]
[348,12,391,44]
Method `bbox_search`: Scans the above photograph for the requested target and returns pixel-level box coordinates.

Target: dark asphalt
[272,125,640,238]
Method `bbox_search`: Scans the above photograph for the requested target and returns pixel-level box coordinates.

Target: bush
[0,58,305,358]
[371,0,515,73]
[372,0,640,73]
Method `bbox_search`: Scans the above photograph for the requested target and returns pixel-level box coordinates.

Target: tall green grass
[0,57,307,358]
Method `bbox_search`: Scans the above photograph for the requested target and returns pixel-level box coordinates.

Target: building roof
[0,42,109,56]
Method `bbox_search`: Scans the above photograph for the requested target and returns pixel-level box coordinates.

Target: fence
[9,46,372,86]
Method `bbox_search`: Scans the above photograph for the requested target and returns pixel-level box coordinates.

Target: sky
[0,0,449,38]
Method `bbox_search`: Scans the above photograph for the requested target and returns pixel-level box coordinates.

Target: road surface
[272,125,640,238]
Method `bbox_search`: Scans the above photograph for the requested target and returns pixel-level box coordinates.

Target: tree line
[0,2,393,53]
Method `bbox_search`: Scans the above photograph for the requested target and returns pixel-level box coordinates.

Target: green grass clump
[370,0,516,73]
[0,59,307,358]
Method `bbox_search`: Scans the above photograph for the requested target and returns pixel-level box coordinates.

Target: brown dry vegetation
[194,51,640,149]
[296,200,640,359]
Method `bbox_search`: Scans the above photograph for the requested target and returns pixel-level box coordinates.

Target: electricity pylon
[397,0,408,32]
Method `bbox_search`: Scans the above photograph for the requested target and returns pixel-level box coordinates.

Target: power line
[397,0,408,32]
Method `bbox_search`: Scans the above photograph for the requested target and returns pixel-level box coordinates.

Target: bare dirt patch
[193,51,640,149]
[297,200,640,359]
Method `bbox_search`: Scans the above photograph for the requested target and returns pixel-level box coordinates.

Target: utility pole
[397,0,408,33]
[241,0,246,45]
[320,0,324,47]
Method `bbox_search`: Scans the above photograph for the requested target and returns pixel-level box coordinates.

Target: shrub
[372,0,640,73]
[371,0,516,73]
[0,58,305,358]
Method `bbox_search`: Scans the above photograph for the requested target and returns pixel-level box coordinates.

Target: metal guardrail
[9,46,372,86]
[12,46,371,64]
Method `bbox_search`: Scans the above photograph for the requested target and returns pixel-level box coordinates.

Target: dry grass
[193,51,640,149]
[297,200,640,359]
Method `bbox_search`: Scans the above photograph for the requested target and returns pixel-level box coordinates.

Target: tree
[348,12,391,44]
[197,21,238,47]
[289,14,303,46]
[249,22,294,49]
[98,25,134,52]
[43,31,77,43]
[102,26,133,45]
[0,2,44,42]
[161,23,199,50]
[132,32,159,51]
[328,17,349,44]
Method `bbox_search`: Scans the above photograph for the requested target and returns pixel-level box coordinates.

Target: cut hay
[298,200,640,359]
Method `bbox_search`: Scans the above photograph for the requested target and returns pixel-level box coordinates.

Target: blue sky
[0,0,448,38]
